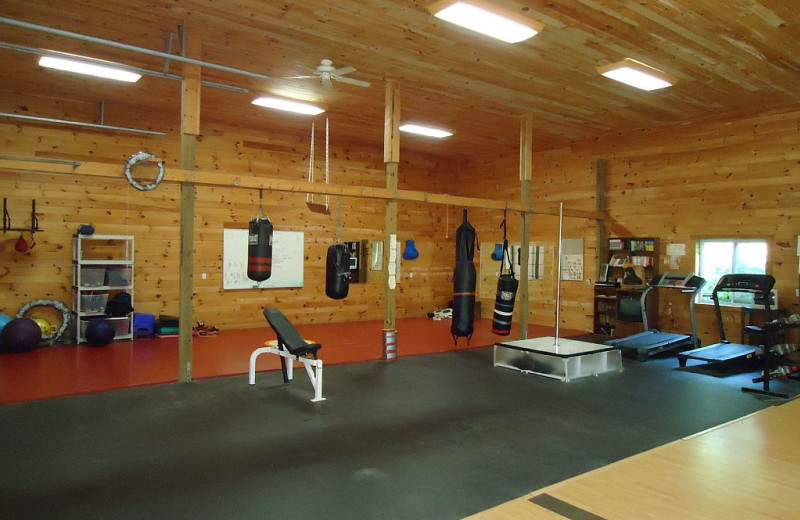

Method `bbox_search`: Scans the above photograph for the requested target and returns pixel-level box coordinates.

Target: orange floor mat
[0,317,581,404]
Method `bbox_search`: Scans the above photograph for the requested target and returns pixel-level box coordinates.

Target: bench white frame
[248,339,325,402]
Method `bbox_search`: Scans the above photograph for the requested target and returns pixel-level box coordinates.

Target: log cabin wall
[457,107,800,346]
[457,149,599,333]
[0,121,459,329]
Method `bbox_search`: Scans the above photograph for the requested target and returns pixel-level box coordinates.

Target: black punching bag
[326,244,350,299]
[247,217,273,282]
[492,239,518,336]
[451,209,477,345]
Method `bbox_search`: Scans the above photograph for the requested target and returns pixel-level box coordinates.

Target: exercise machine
[605,272,706,361]
[678,273,776,367]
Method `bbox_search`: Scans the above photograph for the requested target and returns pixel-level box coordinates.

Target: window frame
[694,237,770,308]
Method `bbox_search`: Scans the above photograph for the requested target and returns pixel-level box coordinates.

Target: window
[695,239,768,306]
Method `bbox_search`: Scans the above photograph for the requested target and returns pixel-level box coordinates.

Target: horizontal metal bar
[2,227,43,233]
[0,155,80,167]
[0,112,166,135]
[0,41,249,93]
[0,17,271,81]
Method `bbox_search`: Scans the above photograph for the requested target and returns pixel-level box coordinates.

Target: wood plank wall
[457,150,599,332]
[0,121,459,330]
[457,107,800,345]
[3,105,798,342]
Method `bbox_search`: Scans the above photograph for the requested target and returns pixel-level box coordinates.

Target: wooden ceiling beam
[0,157,605,221]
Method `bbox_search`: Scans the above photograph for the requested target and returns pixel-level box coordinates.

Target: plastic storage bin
[111,317,131,337]
[106,267,132,287]
[80,267,106,287]
[80,293,109,313]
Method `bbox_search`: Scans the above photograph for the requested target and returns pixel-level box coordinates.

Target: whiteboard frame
[222,228,304,290]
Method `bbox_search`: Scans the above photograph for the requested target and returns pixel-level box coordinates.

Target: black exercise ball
[85,319,116,347]
[1,318,42,353]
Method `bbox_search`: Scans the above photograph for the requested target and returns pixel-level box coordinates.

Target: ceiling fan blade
[333,66,356,76]
[335,76,371,88]
[321,75,334,91]
[285,75,317,79]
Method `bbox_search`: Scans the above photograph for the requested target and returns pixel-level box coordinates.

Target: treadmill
[606,272,706,362]
[678,273,776,367]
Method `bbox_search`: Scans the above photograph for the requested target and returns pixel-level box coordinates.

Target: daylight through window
[695,239,768,305]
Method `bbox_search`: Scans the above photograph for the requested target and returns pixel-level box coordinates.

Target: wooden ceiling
[1,0,799,159]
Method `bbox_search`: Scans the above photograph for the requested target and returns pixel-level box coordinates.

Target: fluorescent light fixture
[38,56,141,82]
[597,58,677,91]
[429,0,543,43]
[251,96,325,115]
[399,124,453,138]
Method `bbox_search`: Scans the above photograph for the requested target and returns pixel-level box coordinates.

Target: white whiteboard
[223,229,304,290]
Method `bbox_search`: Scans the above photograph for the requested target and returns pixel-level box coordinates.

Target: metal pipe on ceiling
[0,41,249,93]
[0,16,271,81]
[0,112,167,136]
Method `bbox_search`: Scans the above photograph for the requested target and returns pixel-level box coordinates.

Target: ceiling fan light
[430,1,542,43]
[597,58,676,91]
[38,56,141,82]
[251,97,325,115]
[399,124,453,138]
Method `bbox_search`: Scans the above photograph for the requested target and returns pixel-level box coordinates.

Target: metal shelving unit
[72,234,134,343]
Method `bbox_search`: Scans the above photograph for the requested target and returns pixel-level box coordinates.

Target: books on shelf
[630,239,655,252]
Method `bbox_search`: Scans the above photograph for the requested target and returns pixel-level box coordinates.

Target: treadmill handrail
[712,274,776,342]
[643,275,706,344]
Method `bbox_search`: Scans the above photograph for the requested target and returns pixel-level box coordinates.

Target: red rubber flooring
[0,317,582,404]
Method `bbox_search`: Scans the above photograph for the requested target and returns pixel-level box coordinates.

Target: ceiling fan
[288,59,371,91]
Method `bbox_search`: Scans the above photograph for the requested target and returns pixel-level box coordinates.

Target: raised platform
[494,336,623,382]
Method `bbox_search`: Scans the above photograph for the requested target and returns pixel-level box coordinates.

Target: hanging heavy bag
[247,216,273,282]
[492,235,519,335]
[451,209,477,345]
[325,243,350,299]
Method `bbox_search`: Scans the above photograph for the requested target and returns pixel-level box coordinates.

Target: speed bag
[491,274,519,335]
[451,260,476,344]
[325,244,350,300]
[247,218,273,282]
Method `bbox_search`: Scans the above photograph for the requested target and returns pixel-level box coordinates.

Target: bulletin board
[222,229,304,289]
[560,238,584,281]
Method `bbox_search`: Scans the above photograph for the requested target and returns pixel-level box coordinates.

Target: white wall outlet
[201,273,207,280]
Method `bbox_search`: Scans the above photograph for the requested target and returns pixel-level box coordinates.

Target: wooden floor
[466,397,800,520]
[0,317,580,404]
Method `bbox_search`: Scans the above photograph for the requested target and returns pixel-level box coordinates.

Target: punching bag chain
[306,122,315,205]
[335,195,343,244]
[256,188,265,220]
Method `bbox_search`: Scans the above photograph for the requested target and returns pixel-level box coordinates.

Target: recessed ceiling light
[251,97,325,115]
[429,0,543,43]
[38,56,141,83]
[399,124,453,138]
[597,58,677,91]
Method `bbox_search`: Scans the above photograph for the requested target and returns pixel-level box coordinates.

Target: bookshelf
[594,237,660,336]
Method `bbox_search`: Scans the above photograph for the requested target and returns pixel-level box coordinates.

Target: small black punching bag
[492,238,518,336]
[247,216,273,282]
[326,244,350,299]
[451,209,477,345]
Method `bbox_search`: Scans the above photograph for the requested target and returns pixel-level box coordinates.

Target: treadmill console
[713,274,776,294]
[656,271,694,288]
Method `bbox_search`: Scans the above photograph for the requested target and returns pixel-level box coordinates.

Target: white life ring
[124,151,165,191]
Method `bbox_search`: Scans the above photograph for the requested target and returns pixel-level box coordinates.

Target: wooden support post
[383,81,400,360]
[518,115,533,339]
[596,159,607,279]
[178,21,200,383]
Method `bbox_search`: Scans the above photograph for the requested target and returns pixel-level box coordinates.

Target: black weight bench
[248,307,325,402]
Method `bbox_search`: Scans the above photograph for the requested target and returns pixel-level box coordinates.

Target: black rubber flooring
[0,347,777,520]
